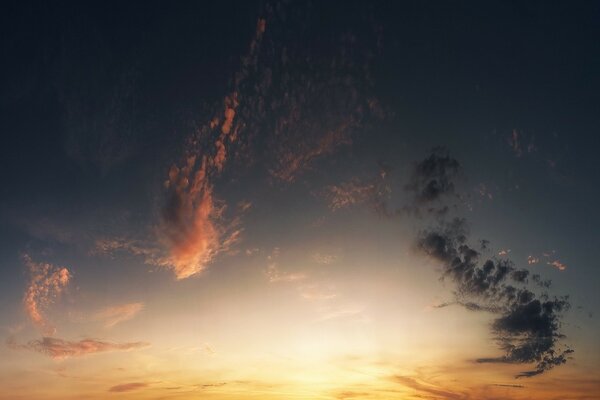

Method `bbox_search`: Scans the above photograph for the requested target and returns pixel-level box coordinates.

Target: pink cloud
[8,336,149,360]
[22,254,71,335]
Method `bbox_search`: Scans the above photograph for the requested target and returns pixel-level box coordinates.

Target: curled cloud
[22,255,71,336]
[7,336,149,360]
[94,302,144,328]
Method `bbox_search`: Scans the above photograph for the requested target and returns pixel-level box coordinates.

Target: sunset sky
[1,1,599,399]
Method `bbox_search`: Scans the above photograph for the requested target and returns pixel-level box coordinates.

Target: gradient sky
[1,1,599,399]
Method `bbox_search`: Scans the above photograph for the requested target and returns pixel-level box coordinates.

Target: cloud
[498,249,511,256]
[22,254,71,335]
[8,336,149,359]
[507,129,537,158]
[94,302,144,328]
[404,148,574,378]
[265,248,306,283]
[298,283,338,301]
[108,382,149,392]
[160,156,228,279]
[404,147,460,216]
[508,129,523,157]
[527,255,540,265]
[153,18,270,280]
[323,174,391,215]
[271,126,354,183]
[392,376,466,400]
[416,217,572,377]
[547,260,567,271]
[312,252,339,265]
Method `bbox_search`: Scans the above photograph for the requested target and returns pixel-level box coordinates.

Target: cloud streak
[94,302,144,328]
[8,336,149,359]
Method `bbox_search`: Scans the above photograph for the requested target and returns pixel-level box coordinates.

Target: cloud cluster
[417,217,572,377]
[8,336,149,360]
[22,254,71,335]
[406,147,460,203]
[404,147,460,216]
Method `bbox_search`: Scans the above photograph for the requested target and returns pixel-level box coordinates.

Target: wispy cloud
[265,248,306,283]
[22,254,71,336]
[392,375,466,400]
[7,336,149,359]
[94,302,144,328]
[108,382,149,392]
[547,260,567,271]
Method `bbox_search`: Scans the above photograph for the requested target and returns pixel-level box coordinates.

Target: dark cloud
[416,217,572,377]
[408,148,572,378]
[405,147,460,213]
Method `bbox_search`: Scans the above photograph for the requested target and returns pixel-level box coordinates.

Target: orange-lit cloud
[527,255,539,265]
[108,382,149,392]
[161,156,238,279]
[271,124,353,183]
[22,254,71,335]
[324,181,378,211]
[548,260,567,271]
[8,336,149,359]
[154,19,269,280]
[298,283,338,301]
[94,302,144,328]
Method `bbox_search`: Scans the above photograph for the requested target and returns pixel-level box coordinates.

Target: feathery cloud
[94,302,144,328]
[8,336,149,359]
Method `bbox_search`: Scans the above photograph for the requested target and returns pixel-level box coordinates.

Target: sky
[0,1,599,399]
